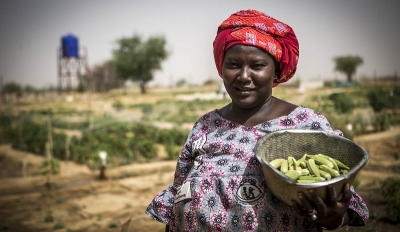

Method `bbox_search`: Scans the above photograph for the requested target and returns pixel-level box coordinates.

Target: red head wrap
[213,9,299,87]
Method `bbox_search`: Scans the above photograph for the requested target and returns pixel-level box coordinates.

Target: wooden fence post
[65,135,71,160]
[22,158,27,177]
[45,142,52,189]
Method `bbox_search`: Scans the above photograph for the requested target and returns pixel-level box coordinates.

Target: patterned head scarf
[213,9,299,87]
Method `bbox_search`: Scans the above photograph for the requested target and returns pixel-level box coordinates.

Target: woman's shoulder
[274,98,298,116]
[190,110,220,129]
[288,105,325,118]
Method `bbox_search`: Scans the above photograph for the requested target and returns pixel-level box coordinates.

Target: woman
[145,9,368,231]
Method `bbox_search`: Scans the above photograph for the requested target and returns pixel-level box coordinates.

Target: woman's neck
[218,97,297,127]
[223,96,277,127]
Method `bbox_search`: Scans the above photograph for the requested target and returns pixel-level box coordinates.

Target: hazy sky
[1,0,399,88]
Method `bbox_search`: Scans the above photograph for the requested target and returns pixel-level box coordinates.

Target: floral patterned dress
[145,106,369,231]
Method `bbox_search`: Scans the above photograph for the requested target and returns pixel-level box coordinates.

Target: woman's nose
[239,67,251,81]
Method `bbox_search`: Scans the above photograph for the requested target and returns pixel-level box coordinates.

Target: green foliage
[0,113,14,144]
[108,221,118,228]
[24,85,38,94]
[374,113,391,131]
[52,133,67,159]
[141,104,154,115]
[53,222,64,230]
[157,127,188,146]
[44,211,54,223]
[3,81,22,97]
[129,137,158,160]
[112,34,169,93]
[380,177,400,223]
[69,135,89,163]
[367,86,399,112]
[131,122,158,140]
[52,120,89,130]
[328,93,355,114]
[333,55,363,82]
[165,140,182,160]
[12,118,47,154]
[40,159,61,175]
[92,61,125,93]
[112,100,124,110]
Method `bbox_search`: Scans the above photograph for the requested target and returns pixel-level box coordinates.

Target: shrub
[40,159,60,175]
[11,119,47,154]
[129,137,158,160]
[165,140,182,160]
[131,123,158,140]
[69,135,90,163]
[157,127,188,146]
[366,87,396,112]
[374,113,391,131]
[112,100,124,110]
[141,103,154,115]
[328,93,355,114]
[380,177,400,223]
[52,133,67,160]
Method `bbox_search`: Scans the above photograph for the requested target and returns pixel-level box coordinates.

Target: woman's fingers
[339,183,352,204]
[298,192,314,215]
[291,199,308,217]
[325,185,338,207]
[308,189,326,216]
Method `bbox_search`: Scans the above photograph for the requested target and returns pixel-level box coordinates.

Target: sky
[0,0,400,89]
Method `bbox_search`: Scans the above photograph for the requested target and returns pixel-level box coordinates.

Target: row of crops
[0,81,399,170]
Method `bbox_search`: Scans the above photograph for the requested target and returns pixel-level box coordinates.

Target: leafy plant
[40,159,61,175]
[366,87,397,112]
[53,222,64,230]
[108,221,118,228]
[44,211,54,223]
[129,137,158,159]
[112,100,124,110]
[328,93,355,114]
[380,177,400,223]
[165,140,182,160]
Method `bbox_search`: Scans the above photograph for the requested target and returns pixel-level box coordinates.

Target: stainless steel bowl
[255,129,369,206]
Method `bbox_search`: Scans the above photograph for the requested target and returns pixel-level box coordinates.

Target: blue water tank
[61,34,79,58]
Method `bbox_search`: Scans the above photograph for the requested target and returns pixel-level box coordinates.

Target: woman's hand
[291,183,351,230]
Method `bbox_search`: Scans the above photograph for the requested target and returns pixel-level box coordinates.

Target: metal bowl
[255,129,369,206]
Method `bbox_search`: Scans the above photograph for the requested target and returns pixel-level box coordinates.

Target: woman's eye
[226,62,238,68]
[252,64,265,69]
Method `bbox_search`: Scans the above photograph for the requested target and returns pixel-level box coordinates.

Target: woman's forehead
[224,45,275,60]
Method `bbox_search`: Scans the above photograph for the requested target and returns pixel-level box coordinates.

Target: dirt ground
[0,126,399,232]
[1,86,400,232]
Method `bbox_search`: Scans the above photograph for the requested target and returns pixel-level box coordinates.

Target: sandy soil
[1,86,399,232]
[0,126,399,232]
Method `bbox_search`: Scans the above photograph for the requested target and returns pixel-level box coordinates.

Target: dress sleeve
[293,107,369,225]
[145,122,199,224]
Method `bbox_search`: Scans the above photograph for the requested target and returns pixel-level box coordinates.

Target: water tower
[57,34,91,93]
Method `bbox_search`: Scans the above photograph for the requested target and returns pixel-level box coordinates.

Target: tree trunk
[347,73,352,82]
[140,80,147,94]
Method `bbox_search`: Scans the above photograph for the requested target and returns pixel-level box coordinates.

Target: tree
[3,82,22,98]
[91,61,124,92]
[333,55,363,82]
[112,34,169,94]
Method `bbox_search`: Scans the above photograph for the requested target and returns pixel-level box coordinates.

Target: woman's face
[222,44,277,109]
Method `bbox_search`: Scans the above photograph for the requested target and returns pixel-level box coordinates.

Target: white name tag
[174,181,192,203]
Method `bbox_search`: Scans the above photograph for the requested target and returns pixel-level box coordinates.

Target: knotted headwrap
[213,9,299,87]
